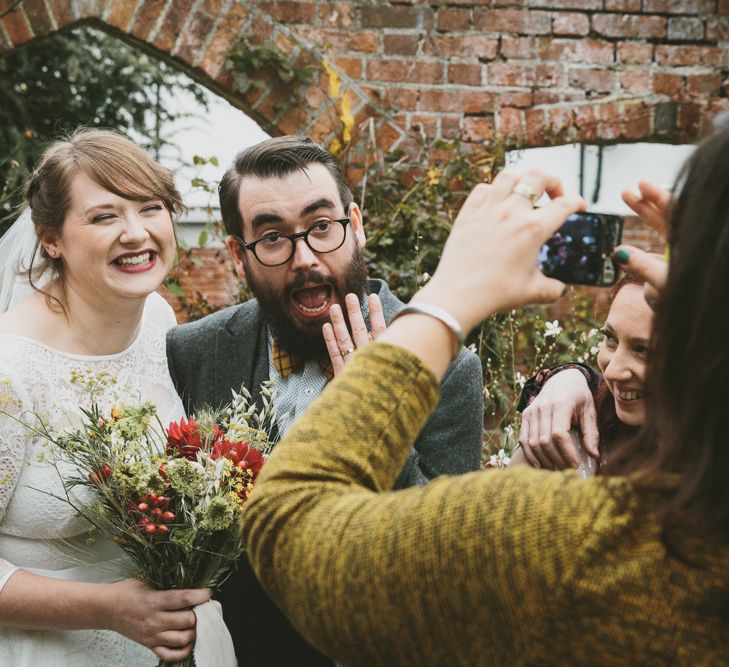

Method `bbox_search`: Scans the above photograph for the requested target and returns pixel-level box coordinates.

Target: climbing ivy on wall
[225,37,316,114]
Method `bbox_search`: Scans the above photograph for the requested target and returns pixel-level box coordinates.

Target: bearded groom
[166,136,484,666]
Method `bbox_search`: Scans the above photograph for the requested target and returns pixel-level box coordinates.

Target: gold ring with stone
[341,347,355,357]
[513,182,539,206]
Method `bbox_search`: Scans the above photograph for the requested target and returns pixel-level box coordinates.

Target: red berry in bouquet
[88,464,112,485]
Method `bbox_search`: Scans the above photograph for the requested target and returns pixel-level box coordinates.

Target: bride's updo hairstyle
[23,128,184,302]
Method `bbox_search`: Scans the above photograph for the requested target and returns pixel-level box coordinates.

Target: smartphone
[538,212,623,287]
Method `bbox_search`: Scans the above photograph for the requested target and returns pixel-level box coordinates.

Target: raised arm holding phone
[243,113,729,667]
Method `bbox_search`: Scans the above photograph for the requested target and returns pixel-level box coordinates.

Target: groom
[166,136,484,665]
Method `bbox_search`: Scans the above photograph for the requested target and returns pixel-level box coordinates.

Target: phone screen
[538,212,623,287]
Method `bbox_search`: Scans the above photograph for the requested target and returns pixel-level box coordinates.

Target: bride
[0,129,211,665]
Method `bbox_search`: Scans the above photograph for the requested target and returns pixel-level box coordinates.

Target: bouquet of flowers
[1,372,279,667]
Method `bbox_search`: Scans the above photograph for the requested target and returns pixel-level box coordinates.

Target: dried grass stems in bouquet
[0,371,280,665]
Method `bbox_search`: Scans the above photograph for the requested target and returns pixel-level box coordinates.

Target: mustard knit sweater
[244,344,729,666]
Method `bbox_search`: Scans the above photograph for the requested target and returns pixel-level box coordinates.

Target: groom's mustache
[284,270,337,295]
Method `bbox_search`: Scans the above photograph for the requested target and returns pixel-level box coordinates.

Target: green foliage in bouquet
[0,372,278,592]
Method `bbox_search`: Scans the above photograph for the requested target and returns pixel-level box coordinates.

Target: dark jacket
[166,279,484,665]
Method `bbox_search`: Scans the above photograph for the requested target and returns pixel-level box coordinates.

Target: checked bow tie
[271,339,334,381]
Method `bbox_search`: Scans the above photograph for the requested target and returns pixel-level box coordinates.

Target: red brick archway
[3,0,727,316]
[2,0,728,153]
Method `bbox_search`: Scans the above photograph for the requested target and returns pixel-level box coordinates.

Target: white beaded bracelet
[390,303,464,362]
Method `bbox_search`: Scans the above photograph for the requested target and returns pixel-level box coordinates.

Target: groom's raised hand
[323,293,386,376]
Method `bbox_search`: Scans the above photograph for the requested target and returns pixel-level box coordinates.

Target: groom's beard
[244,245,369,362]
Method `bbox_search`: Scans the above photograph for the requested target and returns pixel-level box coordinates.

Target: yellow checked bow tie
[271,339,334,381]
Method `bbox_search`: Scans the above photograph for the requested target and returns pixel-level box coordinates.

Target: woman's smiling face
[47,172,176,303]
[597,283,654,426]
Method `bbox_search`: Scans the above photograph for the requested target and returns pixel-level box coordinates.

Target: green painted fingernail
[613,248,631,265]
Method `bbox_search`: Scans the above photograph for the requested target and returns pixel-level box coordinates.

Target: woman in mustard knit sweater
[243,122,729,665]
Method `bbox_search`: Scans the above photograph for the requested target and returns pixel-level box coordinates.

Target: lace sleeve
[0,376,29,591]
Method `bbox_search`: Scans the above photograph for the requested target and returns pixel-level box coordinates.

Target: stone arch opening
[0,0,405,156]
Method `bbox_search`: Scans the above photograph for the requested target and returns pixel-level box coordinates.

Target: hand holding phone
[538,212,623,287]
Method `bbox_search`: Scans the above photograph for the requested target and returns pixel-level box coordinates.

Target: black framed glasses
[235,216,351,267]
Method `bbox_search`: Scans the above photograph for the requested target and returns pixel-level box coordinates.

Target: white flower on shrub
[488,448,511,469]
[544,320,562,338]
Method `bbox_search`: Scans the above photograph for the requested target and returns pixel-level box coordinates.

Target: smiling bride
[0,129,210,666]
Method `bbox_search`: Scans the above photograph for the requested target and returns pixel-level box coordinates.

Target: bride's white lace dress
[0,292,185,666]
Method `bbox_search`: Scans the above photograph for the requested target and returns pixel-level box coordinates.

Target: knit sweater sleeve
[244,343,622,666]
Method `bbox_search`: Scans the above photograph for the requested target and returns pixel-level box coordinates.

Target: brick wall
[159,247,241,322]
[303,0,729,148]
[3,1,727,152]
[2,0,724,315]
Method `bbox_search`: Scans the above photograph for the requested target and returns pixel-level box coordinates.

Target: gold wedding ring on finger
[341,347,355,357]
[513,182,539,207]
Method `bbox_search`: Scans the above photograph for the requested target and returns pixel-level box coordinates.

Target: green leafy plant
[360,137,501,301]
[163,154,251,323]
[225,37,316,114]
[355,136,603,462]
[478,301,602,462]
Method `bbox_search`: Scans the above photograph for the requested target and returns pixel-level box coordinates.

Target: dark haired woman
[512,273,652,474]
[0,130,211,665]
[242,121,729,665]
[517,181,670,471]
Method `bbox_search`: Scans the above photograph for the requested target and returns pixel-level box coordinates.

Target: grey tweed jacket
[167,278,483,483]
[166,278,483,665]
